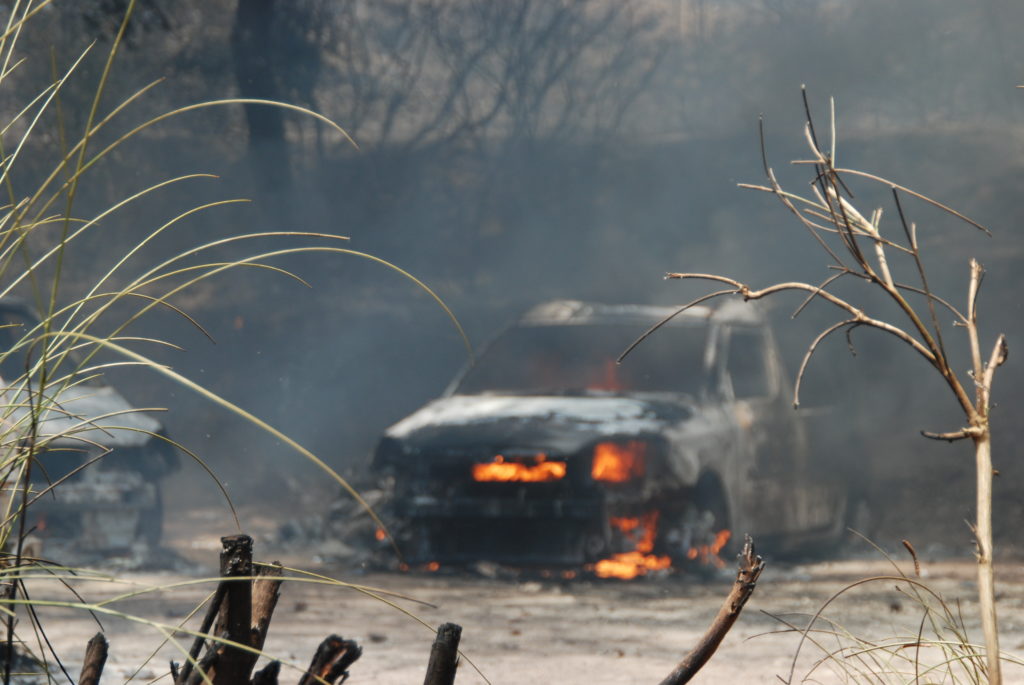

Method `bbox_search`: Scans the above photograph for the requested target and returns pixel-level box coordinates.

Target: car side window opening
[456,323,709,396]
[726,328,772,399]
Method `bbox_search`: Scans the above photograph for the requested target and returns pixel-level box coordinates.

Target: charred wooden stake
[423,623,462,685]
[79,633,108,685]
[203,535,255,685]
[298,635,362,685]
[241,562,284,678]
[185,636,223,685]
[176,583,227,684]
[251,660,280,685]
[657,536,765,685]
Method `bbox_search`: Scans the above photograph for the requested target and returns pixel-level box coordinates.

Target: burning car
[0,298,178,554]
[372,300,847,577]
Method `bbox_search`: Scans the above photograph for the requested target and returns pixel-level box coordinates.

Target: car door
[721,323,809,537]
[724,322,843,539]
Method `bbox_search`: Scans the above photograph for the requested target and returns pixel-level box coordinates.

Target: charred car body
[373,300,847,575]
[0,299,177,553]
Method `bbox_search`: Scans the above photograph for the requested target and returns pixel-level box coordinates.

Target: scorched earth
[28,512,1024,685]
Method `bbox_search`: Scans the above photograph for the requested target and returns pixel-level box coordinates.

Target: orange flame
[374,528,386,541]
[591,512,671,579]
[588,359,624,391]
[686,530,732,568]
[591,441,647,482]
[426,561,440,572]
[473,454,567,482]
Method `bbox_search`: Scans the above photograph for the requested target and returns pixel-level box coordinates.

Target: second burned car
[372,299,848,576]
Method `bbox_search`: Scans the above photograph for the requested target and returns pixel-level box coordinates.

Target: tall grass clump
[770,540,1024,684]
[650,91,1009,682]
[0,0,468,679]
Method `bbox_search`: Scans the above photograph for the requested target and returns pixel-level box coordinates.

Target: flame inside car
[591,441,646,482]
[473,454,567,482]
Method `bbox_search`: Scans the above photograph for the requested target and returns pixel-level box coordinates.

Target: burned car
[372,300,847,577]
[0,299,177,554]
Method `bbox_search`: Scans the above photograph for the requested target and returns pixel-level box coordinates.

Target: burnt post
[423,623,462,685]
[251,660,280,685]
[79,633,108,685]
[298,635,362,685]
[206,534,254,685]
[241,562,284,678]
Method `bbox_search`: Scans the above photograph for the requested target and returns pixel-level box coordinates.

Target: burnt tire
[658,474,733,568]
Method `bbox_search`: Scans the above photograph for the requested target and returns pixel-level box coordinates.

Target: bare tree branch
[921,428,980,442]
[793,319,859,408]
[617,288,737,364]
[832,168,991,235]
[657,536,765,685]
[663,274,938,365]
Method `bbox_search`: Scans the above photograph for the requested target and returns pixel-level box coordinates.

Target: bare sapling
[650,93,1006,683]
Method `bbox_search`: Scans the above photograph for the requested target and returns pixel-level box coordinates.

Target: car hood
[2,383,162,449]
[384,393,692,456]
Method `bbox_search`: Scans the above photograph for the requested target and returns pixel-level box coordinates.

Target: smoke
[13,0,1023,546]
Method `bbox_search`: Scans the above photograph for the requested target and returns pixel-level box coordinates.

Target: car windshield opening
[456,323,708,395]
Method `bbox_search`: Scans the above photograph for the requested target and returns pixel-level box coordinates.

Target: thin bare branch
[617,289,737,364]
[824,267,966,322]
[920,428,980,443]
[753,118,846,267]
[834,168,991,235]
[664,274,938,366]
[832,191,893,289]
[967,260,985,392]
[793,319,859,408]
[825,174,874,276]
[821,179,967,414]
[790,271,848,320]
[979,334,1008,409]
[893,188,947,357]
[801,85,821,155]
[891,282,966,324]
[658,536,764,685]
[828,96,836,166]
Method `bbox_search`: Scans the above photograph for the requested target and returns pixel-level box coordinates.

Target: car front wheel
[658,474,734,568]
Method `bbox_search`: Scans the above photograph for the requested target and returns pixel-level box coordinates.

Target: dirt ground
[19,507,1024,685]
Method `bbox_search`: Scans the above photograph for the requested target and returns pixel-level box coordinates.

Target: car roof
[517,299,764,327]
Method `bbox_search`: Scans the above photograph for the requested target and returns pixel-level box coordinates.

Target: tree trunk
[974,430,1001,684]
[231,0,291,194]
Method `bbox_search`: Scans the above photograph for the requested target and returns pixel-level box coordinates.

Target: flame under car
[372,300,848,576]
